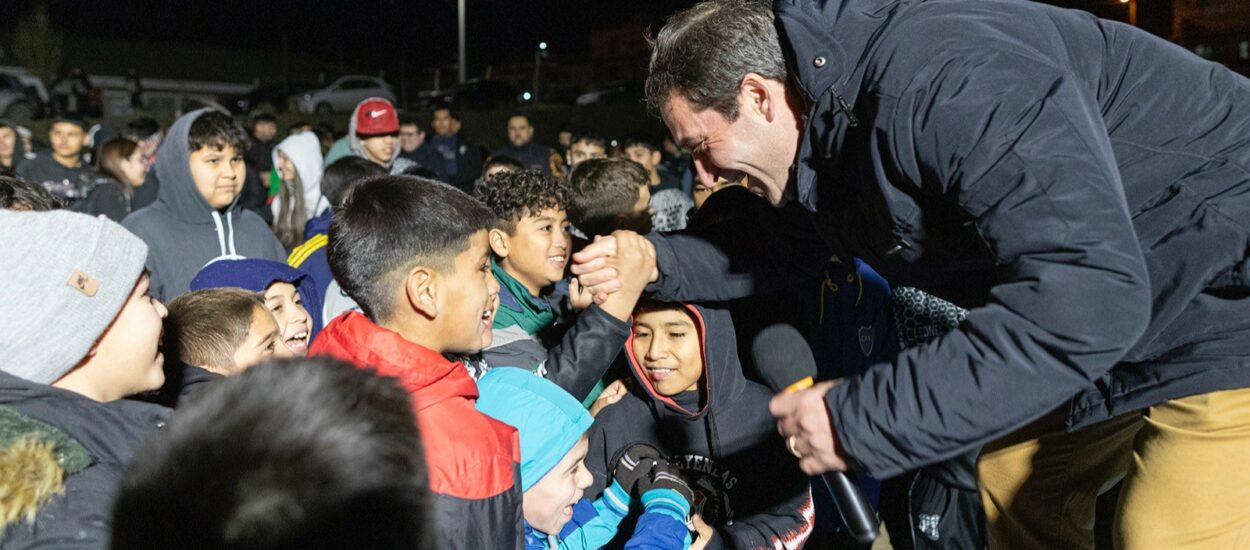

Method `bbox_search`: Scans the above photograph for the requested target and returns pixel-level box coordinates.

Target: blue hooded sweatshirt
[188,258,323,340]
[476,368,691,550]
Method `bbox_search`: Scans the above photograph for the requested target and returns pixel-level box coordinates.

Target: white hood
[272,131,328,218]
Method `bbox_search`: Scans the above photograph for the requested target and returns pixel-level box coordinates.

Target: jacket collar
[309,312,478,411]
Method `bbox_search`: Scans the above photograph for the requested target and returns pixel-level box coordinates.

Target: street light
[1119,0,1137,26]
[533,41,548,103]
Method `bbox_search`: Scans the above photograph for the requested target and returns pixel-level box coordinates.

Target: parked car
[0,67,49,121]
[298,76,396,114]
[575,81,644,107]
[415,79,517,111]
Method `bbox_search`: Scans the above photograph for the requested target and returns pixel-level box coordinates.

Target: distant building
[1172,0,1250,75]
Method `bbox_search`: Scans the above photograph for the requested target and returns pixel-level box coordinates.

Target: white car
[298,76,396,114]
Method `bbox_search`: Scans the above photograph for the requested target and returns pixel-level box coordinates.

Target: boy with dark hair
[288,157,387,323]
[16,115,93,206]
[348,97,416,175]
[122,109,286,301]
[310,175,523,548]
[398,112,444,171]
[0,172,62,211]
[417,103,483,193]
[476,367,694,549]
[566,158,653,238]
[473,169,651,406]
[566,132,608,168]
[111,357,434,550]
[621,135,693,232]
[587,302,815,548]
[0,210,171,546]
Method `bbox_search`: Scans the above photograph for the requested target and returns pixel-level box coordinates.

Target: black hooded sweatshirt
[586,304,814,549]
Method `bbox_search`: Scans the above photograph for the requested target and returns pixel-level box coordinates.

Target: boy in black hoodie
[586,302,814,549]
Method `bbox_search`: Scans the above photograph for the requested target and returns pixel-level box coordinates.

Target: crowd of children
[0,95,933,549]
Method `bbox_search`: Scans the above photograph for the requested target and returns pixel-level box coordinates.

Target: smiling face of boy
[436,230,501,354]
[492,207,571,296]
[189,144,244,209]
[524,435,593,535]
[632,306,703,396]
[225,306,284,375]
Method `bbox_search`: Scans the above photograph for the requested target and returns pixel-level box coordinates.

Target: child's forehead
[635,306,696,325]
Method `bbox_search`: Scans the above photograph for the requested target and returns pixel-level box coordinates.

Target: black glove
[639,458,694,505]
[611,442,662,495]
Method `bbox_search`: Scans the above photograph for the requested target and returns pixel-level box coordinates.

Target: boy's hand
[568,277,593,312]
[612,443,662,496]
[589,379,628,417]
[689,515,715,550]
[640,458,694,506]
[571,232,659,304]
[609,231,655,298]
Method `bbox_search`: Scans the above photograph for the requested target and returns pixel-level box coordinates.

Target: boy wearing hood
[192,257,322,350]
[477,367,694,550]
[122,109,286,302]
[0,210,172,546]
[587,303,815,549]
[349,98,416,176]
[474,170,650,406]
[309,174,523,548]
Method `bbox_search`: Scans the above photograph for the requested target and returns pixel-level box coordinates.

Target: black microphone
[752,324,880,544]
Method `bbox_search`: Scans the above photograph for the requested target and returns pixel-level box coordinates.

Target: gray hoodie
[122,109,285,301]
[347,97,415,175]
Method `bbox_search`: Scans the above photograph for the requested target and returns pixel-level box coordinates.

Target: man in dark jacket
[573,0,1250,547]
[492,114,556,176]
[416,104,483,194]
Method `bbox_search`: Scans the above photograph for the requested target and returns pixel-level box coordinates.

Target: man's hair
[125,116,161,139]
[431,103,457,119]
[398,113,420,128]
[250,112,278,128]
[483,155,524,174]
[329,175,496,322]
[621,134,660,153]
[645,0,788,120]
[110,357,432,550]
[188,110,249,154]
[473,169,567,234]
[566,158,648,237]
[0,174,62,211]
[165,288,266,370]
[322,156,387,207]
[570,132,607,150]
[506,113,530,125]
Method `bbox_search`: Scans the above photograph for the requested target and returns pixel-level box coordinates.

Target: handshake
[612,443,694,507]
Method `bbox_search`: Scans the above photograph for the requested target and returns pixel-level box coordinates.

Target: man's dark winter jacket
[417,133,483,194]
[491,142,556,176]
[587,304,814,549]
[644,0,1250,478]
[0,371,170,548]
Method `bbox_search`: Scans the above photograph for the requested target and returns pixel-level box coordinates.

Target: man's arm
[823,49,1151,477]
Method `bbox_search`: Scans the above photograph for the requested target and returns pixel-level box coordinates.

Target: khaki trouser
[978,387,1250,549]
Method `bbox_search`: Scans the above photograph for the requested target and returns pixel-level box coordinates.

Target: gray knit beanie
[0,210,149,384]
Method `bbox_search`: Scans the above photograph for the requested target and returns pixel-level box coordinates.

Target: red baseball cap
[355,98,399,136]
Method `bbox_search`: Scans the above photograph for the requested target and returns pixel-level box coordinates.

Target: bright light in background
[1118,0,1128,3]
[539,42,548,50]
[522,91,533,101]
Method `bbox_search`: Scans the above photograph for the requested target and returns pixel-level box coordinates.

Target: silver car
[297,76,396,114]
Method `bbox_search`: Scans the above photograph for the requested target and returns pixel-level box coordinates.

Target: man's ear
[740,72,776,123]
[404,267,438,319]
[489,228,510,259]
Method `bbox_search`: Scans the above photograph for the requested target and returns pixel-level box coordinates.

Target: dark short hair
[110,358,432,550]
[250,112,278,127]
[645,0,788,120]
[0,174,62,211]
[188,110,249,154]
[566,158,648,237]
[322,156,387,207]
[474,169,567,234]
[506,113,530,125]
[398,113,420,128]
[431,103,457,119]
[125,116,161,139]
[570,132,608,151]
[400,164,442,181]
[165,288,266,370]
[482,155,524,174]
[621,134,659,153]
[328,175,495,322]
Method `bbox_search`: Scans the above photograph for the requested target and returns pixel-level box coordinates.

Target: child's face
[624,145,661,174]
[524,435,593,536]
[361,134,397,165]
[568,141,607,167]
[277,151,296,182]
[438,230,501,354]
[49,122,85,160]
[632,307,703,396]
[188,144,244,209]
[263,282,311,355]
[498,207,570,295]
[226,306,283,375]
[81,273,168,400]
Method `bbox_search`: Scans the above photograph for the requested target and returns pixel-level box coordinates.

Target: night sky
[1,1,698,73]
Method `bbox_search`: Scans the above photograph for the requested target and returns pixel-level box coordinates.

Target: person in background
[126,68,144,111]
[416,103,482,193]
[0,120,24,171]
[348,97,416,176]
[123,117,165,211]
[0,172,61,211]
[397,113,442,171]
[245,113,279,174]
[566,132,608,169]
[76,137,149,222]
[270,131,326,250]
[17,114,93,207]
[493,114,556,176]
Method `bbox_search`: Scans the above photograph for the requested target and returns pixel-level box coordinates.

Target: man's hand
[769,380,850,475]
[571,232,659,304]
